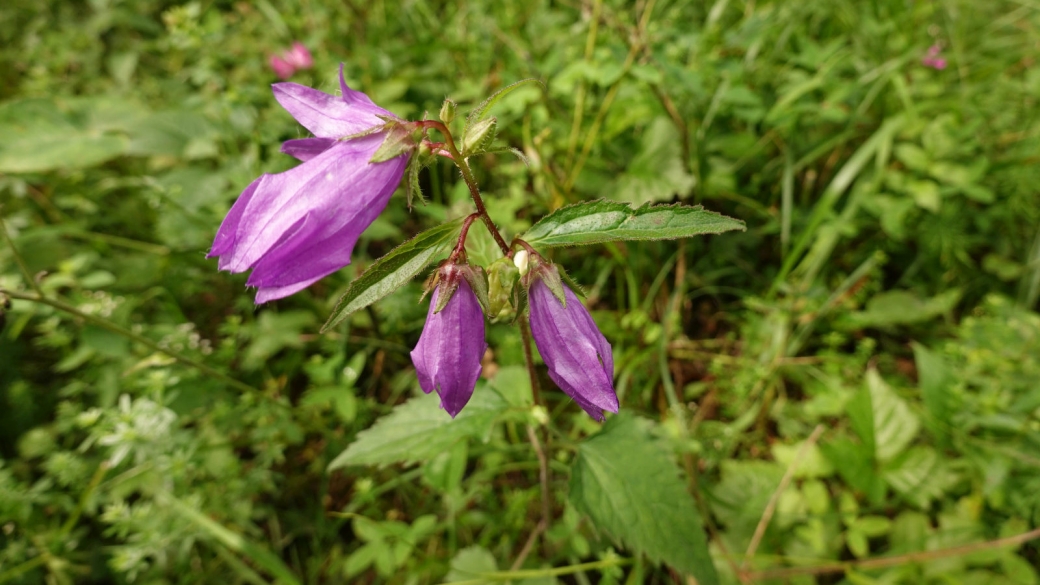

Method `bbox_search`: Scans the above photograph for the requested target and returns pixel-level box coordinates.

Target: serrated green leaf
[327,386,509,470]
[820,436,886,504]
[850,369,921,463]
[322,217,465,332]
[609,117,696,204]
[521,200,744,248]
[911,342,957,444]
[569,413,718,584]
[882,446,959,509]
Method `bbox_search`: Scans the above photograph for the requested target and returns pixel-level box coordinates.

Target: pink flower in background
[922,44,947,70]
[269,42,314,79]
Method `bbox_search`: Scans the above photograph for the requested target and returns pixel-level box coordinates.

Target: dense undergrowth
[2,0,1039,583]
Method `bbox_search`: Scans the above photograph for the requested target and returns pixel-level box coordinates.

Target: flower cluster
[922,43,947,70]
[209,67,619,420]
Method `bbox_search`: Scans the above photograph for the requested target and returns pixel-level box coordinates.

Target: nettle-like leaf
[522,200,745,248]
[322,217,465,332]
[848,369,920,463]
[569,413,718,585]
[327,386,510,470]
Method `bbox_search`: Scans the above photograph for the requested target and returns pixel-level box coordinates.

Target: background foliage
[2,0,1040,583]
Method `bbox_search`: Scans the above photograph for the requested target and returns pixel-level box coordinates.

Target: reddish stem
[449,213,481,262]
[416,120,510,256]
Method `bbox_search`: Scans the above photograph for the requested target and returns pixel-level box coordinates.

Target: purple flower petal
[411,281,487,418]
[219,135,406,275]
[281,138,337,161]
[208,176,262,262]
[529,278,618,418]
[209,70,411,303]
[272,68,394,139]
[255,274,325,304]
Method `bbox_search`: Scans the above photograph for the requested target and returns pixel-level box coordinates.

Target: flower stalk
[419,120,511,256]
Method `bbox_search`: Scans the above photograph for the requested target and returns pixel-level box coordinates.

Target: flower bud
[439,99,457,125]
[411,270,488,417]
[461,117,497,156]
[512,249,529,276]
[528,266,618,421]
[487,256,520,319]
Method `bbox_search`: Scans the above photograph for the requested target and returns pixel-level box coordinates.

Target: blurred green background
[2,0,1040,583]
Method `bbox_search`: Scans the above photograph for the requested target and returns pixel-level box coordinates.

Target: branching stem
[419,120,511,256]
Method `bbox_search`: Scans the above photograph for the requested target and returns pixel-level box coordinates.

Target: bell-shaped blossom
[208,66,408,303]
[411,279,487,417]
[528,272,618,421]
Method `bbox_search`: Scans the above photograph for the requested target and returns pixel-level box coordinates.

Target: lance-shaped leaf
[464,78,544,127]
[521,200,745,248]
[569,413,718,584]
[322,217,465,332]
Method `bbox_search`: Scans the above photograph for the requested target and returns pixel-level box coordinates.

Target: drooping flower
[208,66,409,303]
[527,266,618,421]
[269,41,314,79]
[410,266,488,417]
[922,44,947,70]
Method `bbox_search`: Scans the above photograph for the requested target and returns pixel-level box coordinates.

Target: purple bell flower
[411,277,488,418]
[528,270,618,421]
[208,66,408,303]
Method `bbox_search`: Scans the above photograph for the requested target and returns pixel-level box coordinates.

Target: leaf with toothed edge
[569,413,718,584]
[521,200,745,248]
[322,217,465,332]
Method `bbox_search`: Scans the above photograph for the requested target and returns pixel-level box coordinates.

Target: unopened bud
[439,99,457,125]
[461,117,497,156]
[513,250,529,276]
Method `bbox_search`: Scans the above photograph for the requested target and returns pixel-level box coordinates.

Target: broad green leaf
[849,369,920,463]
[569,413,718,584]
[322,217,465,332]
[882,446,959,509]
[522,200,744,248]
[609,117,695,204]
[845,289,962,329]
[327,385,509,470]
[911,342,957,444]
[0,98,127,173]
[820,436,886,504]
[445,546,497,583]
[712,460,785,539]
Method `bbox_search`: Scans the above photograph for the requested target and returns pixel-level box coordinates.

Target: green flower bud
[461,117,497,156]
[439,99,457,125]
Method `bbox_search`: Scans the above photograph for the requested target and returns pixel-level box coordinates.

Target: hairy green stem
[1,288,258,395]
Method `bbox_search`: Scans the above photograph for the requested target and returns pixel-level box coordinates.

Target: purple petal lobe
[410,282,487,418]
[529,279,618,419]
[272,81,392,139]
[209,176,262,260]
[281,138,337,161]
